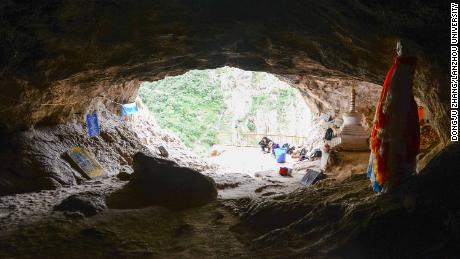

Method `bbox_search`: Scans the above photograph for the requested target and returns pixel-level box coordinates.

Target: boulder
[127,152,217,208]
[117,165,133,181]
[54,191,107,217]
[157,146,169,158]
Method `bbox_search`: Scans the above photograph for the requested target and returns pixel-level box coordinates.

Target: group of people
[258,136,277,155]
[258,137,295,154]
[258,136,318,161]
[258,123,337,155]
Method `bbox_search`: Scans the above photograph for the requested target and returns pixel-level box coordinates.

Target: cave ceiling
[0,0,451,143]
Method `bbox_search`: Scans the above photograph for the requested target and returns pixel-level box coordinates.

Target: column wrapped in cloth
[367,52,420,193]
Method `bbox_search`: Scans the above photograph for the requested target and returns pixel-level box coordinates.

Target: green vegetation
[247,88,297,130]
[139,70,224,152]
[139,67,311,154]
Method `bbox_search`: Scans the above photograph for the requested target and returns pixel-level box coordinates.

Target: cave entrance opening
[138,67,318,176]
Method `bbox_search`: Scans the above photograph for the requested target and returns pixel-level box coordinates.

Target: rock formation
[0,2,457,258]
[0,0,451,196]
[0,0,451,146]
[0,104,208,195]
[237,143,460,258]
[109,151,218,209]
[54,191,107,217]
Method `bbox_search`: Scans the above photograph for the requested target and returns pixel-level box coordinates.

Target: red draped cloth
[369,56,420,191]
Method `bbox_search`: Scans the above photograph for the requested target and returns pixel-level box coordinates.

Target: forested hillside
[139,67,312,154]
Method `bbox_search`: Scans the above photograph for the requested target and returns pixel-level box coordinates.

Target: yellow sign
[67,146,106,179]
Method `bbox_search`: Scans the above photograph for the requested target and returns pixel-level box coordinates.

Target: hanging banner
[67,146,106,179]
[121,102,139,116]
[86,112,100,137]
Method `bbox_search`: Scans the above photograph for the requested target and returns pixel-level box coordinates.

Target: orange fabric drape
[418,106,424,124]
[370,56,418,187]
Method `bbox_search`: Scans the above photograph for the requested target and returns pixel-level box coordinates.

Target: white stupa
[338,82,369,151]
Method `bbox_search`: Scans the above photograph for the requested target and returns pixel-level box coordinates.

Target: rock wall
[0,0,451,146]
[0,103,208,196]
[238,143,460,258]
[293,76,381,129]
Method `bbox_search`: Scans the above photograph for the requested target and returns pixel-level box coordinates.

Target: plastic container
[279,167,292,176]
[279,167,288,176]
[274,148,287,163]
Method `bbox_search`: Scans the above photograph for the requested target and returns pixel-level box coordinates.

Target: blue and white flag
[86,112,100,137]
[320,113,331,122]
[121,102,139,116]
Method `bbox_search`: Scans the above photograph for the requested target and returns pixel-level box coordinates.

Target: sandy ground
[206,146,297,177]
[204,146,316,201]
[0,147,369,231]
[0,147,371,258]
[0,175,252,258]
[0,148,304,257]
[0,147,302,231]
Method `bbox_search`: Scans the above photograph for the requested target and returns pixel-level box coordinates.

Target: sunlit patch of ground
[203,146,308,200]
[204,146,370,201]
[206,146,297,177]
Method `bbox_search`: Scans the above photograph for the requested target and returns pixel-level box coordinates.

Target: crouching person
[259,136,272,153]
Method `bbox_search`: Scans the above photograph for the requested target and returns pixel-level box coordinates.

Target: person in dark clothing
[324,127,334,141]
[271,143,280,157]
[299,148,308,161]
[258,137,272,153]
[282,143,296,155]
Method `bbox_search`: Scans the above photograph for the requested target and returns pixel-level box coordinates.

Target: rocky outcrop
[116,165,133,181]
[54,191,107,217]
[108,151,217,209]
[296,77,381,130]
[0,1,451,146]
[0,104,208,196]
[237,143,460,258]
[126,151,218,208]
[0,114,139,195]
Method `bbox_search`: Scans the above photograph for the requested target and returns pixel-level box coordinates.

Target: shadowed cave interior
[0,1,458,258]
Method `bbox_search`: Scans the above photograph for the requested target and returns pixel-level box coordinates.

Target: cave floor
[0,201,251,259]
[0,150,372,259]
[206,146,299,177]
[0,174,373,259]
[205,146,333,200]
[0,175,252,258]
[0,171,273,259]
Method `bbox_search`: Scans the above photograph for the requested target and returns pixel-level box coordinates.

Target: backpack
[325,128,333,140]
[299,148,307,157]
[271,143,280,153]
